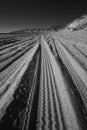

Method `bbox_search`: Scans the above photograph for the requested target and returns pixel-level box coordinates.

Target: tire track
[41,36,83,130]
[0,45,40,130]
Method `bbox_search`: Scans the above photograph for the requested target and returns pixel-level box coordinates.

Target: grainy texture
[0,31,87,130]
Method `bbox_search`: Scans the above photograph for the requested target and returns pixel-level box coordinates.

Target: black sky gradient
[0,0,87,33]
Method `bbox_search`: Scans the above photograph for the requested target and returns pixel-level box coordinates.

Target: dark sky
[0,0,87,33]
